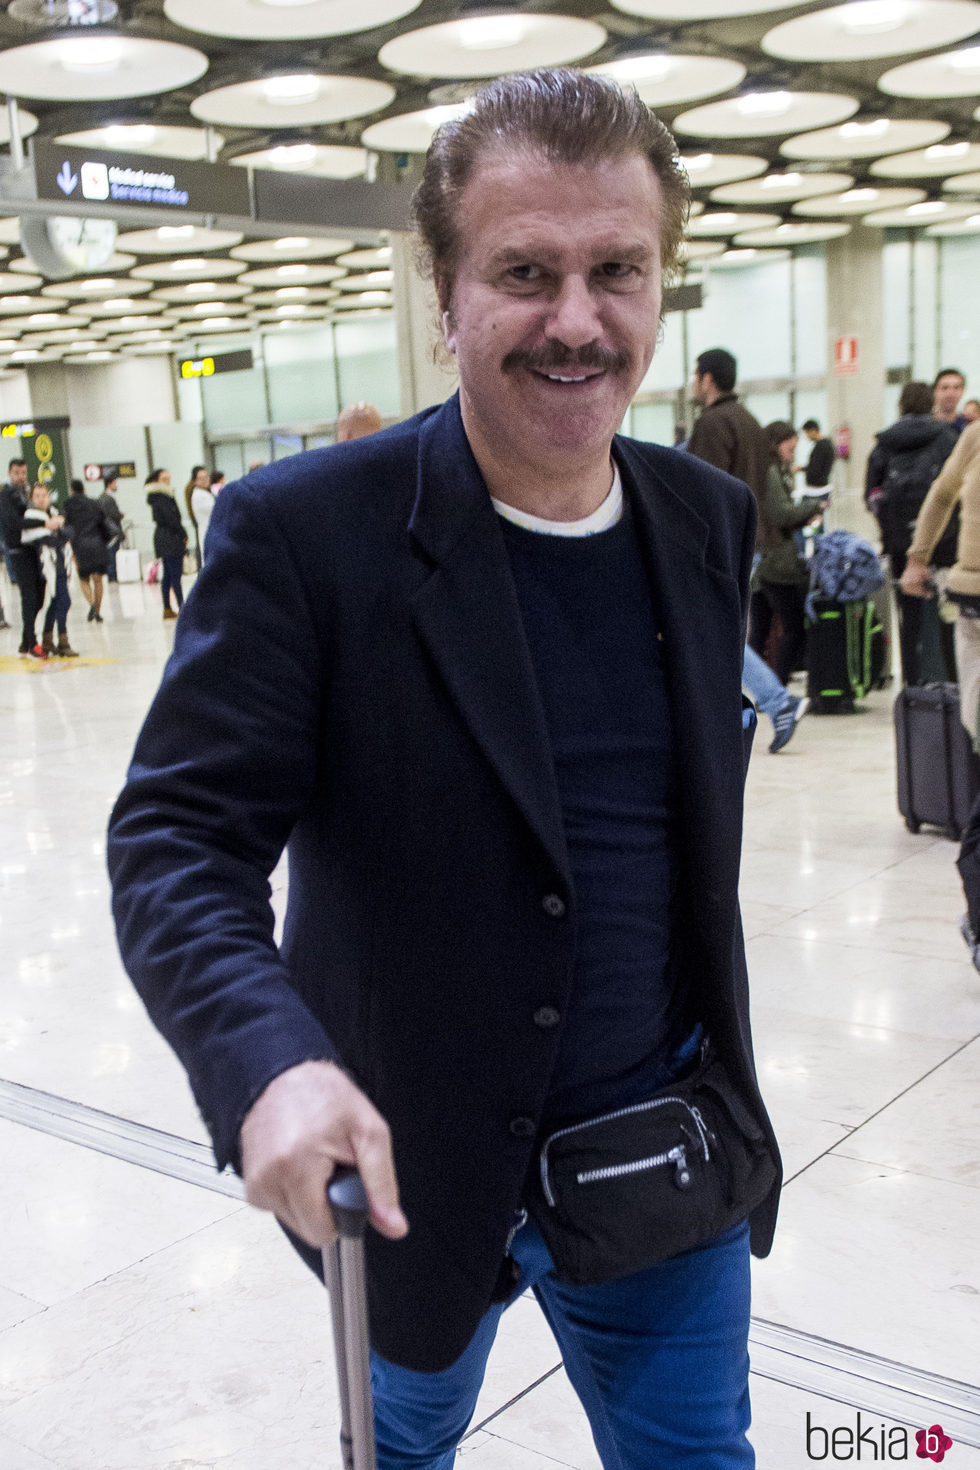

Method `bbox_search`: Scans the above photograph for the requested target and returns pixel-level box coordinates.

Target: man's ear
[435,276,456,352]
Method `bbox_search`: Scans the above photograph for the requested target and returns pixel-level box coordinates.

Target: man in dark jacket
[108,70,779,1469]
[686,348,769,504]
[0,457,64,656]
[801,419,834,489]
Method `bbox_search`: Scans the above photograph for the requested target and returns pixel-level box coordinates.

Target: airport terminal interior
[0,0,979,1466]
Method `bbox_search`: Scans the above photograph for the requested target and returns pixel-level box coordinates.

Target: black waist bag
[526,1048,777,1287]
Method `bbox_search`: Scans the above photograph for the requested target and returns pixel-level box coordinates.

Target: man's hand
[239,1059,409,1248]
[900,559,933,598]
[46,515,64,530]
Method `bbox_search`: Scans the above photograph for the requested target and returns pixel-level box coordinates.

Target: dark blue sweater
[499,505,685,1124]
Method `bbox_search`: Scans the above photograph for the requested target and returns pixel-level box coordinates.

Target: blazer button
[541,893,566,919]
[533,1006,561,1029]
[509,1117,536,1138]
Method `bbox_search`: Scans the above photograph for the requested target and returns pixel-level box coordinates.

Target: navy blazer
[108,394,779,1372]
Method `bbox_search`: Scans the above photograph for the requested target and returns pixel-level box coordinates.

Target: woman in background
[146,468,187,621]
[63,477,110,624]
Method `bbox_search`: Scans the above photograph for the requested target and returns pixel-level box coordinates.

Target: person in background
[210,470,226,494]
[13,478,63,658]
[800,419,834,490]
[686,351,808,746]
[963,399,980,426]
[866,380,959,685]
[191,471,217,565]
[901,420,980,741]
[336,402,383,443]
[146,468,187,622]
[247,458,266,474]
[0,456,26,604]
[933,368,967,433]
[32,483,78,658]
[749,421,828,687]
[63,478,111,624]
[183,465,209,570]
[99,472,125,582]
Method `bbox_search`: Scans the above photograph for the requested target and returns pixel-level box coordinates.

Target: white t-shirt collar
[492,463,623,537]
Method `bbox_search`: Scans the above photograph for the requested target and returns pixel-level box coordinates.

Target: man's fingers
[350,1120,409,1240]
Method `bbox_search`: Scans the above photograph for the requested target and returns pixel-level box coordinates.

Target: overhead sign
[834,336,859,375]
[1,417,70,437]
[33,140,252,217]
[179,349,254,379]
[84,462,136,481]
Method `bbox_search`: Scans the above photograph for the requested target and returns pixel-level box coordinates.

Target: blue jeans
[742,643,787,727]
[370,1217,753,1469]
[161,554,184,610]
[42,571,71,637]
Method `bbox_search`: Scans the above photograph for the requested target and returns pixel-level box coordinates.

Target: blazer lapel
[408,397,569,879]
[616,442,747,945]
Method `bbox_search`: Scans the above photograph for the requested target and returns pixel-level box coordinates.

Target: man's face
[805,427,819,442]
[934,374,965,417]
[440,149,663,473]
[690,370,709,407]
[31,485,49,511]
[9,463,26,488]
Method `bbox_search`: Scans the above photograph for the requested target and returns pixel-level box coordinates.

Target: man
[336,401,383,442]
[901,418,980,737]
[964,398,980,426]
[0,457,63,657]
[109,70,779,1469]
[98,472,125,581]
[933,367,967,432]
[800,418,834,490]
[687,350,808,750]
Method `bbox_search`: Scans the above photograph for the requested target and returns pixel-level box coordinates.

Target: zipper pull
[671,1145,692,1189]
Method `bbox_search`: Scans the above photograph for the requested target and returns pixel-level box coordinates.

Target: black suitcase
[806,598,882,712]
[324,1170,376,1470]
[894,683,980,840]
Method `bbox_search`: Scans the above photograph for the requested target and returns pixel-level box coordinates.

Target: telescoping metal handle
[323,1168,377,1470]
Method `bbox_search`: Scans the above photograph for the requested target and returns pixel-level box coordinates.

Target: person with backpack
[866,381,959,685]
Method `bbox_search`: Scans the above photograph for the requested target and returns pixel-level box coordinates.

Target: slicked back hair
[412,68,690,314]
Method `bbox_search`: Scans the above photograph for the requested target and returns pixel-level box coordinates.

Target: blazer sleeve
[107,478,338,1172]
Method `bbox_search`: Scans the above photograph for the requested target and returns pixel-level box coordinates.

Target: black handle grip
[328,1166,370,1238]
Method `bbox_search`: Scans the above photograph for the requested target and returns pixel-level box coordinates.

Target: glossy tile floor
[1,574,978,1470]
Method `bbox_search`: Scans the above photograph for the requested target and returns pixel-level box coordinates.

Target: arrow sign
[56,161,78,196]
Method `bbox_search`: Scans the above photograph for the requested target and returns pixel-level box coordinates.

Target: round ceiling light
[733,222,852,246]
[237,263,345,288]
[150,282,251,303]
[587,54,745,108]
[674,91,859,139]
[926,213,980,236]
[362,104,471,154]
[780,118,950,160]
[688,211,781,236]
[870,141,980,177]
[610,0,812,18]
[0,270,42,292]
[229,145,367,178]
[680,154,768,189]
[944,171,980,193]
[0,36,208,101]
[762,0,980,62]
[879,46,980,97]
[793,186,926,216]
[190,75,394,128]
[231,237,353,262]
[56,124,221,160]
[336,270,393,291]
[378,14,606,79]
[860,199,979,226]
[0,107,39,146]
[710,247,791,267]
[336,246,392,269]
[164,0,421,41]
[130,258,247,283]
[116,227,244,255]
[711,170,854,204]
[41,276,152,301]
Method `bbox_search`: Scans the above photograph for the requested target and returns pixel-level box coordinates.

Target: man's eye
[599,262,634,279]
[509,264,542,282]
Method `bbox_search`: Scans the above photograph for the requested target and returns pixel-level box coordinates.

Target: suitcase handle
[324,1168,377,1470]
[329,1166,370,1238]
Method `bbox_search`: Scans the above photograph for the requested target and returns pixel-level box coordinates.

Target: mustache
[502,342,631,375]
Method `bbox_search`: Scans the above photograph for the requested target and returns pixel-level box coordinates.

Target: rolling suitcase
[324,1170,376,1470]
[806,598,882,712]
[115,547,141,583]
[894,682,980,840]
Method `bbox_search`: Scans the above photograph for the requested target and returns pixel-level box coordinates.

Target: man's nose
[544,276,603,350]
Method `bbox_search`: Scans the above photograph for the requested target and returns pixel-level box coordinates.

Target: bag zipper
[577,1143,691,1190]
[540,1095,710,1208]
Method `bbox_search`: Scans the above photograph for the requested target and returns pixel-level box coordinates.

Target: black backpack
[879,431,958,562]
